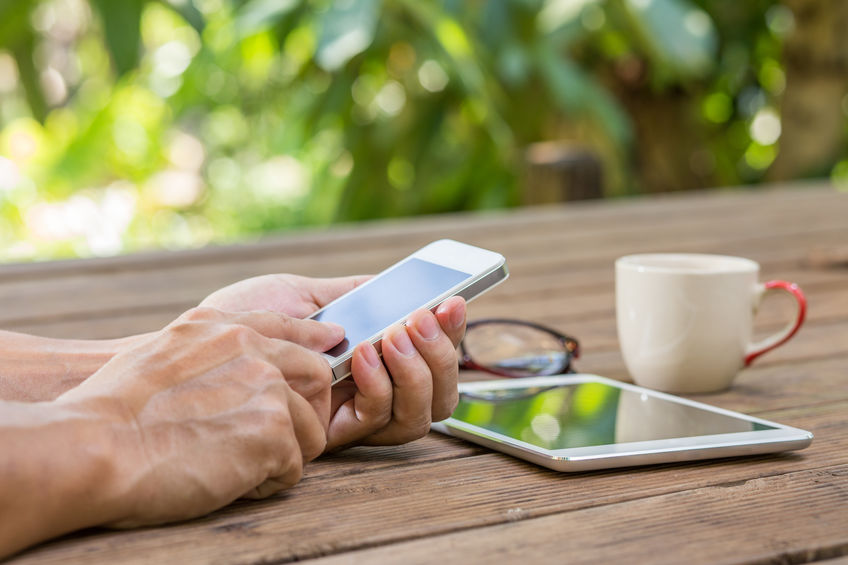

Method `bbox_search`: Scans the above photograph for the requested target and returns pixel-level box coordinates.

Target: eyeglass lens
[462,322,571,377]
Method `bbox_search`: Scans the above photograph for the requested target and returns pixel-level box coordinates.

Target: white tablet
[431,374,812,472]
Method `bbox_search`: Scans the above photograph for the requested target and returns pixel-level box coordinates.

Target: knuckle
[224,324,260,349]
[180,306,219,322]
[301,429,327,463]
[275,441,304,486]
[432,394,459,423]
[403,414,432,441]
[271,313,295,336]
[258,393,293,431]
[359,402,392,431]
[432,345,460,376]
[373,408,392,429]
[279,313,295,330]
[252,359,285,385]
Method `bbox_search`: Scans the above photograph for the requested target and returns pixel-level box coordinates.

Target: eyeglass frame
[458,318,581,378]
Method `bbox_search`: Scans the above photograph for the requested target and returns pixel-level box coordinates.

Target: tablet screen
[452,381,776,450]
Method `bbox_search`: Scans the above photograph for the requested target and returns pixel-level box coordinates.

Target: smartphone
[432,374,813,472]
[309,239,508,383]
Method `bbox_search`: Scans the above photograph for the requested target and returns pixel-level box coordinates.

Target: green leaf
[90,0,145,76]
[621,0,717,80]
[0,1,47,121]
[315,0,379,72]
[10,29,48,122]
[537,40,632,147]
[234,0,299,38]
[0,0,31,49]
[159,0,205,33]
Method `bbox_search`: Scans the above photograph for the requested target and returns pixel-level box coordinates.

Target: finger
[261,341,334,427]
[285,383,328,464]
[243,383,327,499]
[435,297,467,348]
[233,311,345,353]
[307,275,373,309]
[326,342,393,451]
[363,324,433,445]
[406,309,460,422]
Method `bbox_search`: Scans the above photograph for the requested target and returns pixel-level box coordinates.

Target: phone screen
[312,258,471,357]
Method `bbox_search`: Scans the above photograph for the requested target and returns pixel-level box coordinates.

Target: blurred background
[0,0,845,262]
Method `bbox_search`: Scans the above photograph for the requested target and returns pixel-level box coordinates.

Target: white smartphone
[432,374,813,472]
[309,239,508,383]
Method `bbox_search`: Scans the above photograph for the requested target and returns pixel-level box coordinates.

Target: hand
[201,273,468,450]
[56,307,344,527]
[200,274,371,319]
[325,296,467,450]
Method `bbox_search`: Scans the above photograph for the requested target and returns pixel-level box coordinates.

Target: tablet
[431,374,812,472]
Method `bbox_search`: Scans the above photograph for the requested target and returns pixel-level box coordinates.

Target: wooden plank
[0,219,845,332]
[10,401,847,565]
[687,354,848,414]
[0,184,840,281]
[0,186,844,325]
[308,465,848,565]
[305,434,486,480]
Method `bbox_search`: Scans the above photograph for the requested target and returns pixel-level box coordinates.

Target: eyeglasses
[458,319,580,378]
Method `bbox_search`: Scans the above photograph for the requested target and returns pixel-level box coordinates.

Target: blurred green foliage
[0,0,842,261]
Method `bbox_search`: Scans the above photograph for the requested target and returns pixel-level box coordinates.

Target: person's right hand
[55,307,344,528]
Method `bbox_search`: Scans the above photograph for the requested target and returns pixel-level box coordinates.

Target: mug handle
[744,280,807,366]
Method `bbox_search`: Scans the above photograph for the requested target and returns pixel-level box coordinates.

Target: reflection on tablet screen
[453,382,776,450]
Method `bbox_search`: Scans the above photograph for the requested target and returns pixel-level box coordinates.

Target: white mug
[615,253,806,393]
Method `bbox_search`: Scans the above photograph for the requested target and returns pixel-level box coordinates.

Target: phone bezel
[310,239,509,383]
[431,374,813,472]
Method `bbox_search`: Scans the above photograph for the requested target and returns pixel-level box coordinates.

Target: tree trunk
[769,0,848,180]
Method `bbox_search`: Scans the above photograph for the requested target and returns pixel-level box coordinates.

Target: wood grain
[309,465,848,565]
[9,400,847,565]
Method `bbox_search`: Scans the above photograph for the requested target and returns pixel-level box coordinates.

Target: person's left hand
[200,274,467,451]
[325,296,465,450]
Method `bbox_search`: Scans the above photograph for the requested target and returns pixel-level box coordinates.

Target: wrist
[0,331,152,402]
[0,400,129,557]
[54,396,142,527]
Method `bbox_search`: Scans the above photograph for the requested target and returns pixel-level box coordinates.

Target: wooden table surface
[3,183,848,564]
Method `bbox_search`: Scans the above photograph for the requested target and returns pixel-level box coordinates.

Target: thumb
[308,275,373,308]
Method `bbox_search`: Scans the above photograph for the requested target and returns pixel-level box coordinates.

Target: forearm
[0,400,124,559]
[0,331,150,402]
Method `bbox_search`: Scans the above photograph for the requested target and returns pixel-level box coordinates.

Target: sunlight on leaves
[316,0,378,71]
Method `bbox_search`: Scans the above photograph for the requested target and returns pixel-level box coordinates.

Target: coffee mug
[615,253,806,393]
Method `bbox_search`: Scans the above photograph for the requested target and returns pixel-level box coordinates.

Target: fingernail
[415,313,440,341]
[390,328,416,358]
[360,343,381,368]
[448,302,465,329]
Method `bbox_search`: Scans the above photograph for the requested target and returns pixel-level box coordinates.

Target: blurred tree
[769,0,848,181]
[0,0,843,262]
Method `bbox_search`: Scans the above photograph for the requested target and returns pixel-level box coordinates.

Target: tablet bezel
[431,374,813,472]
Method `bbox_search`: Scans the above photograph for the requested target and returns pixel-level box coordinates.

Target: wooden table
[4,183,848,564]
